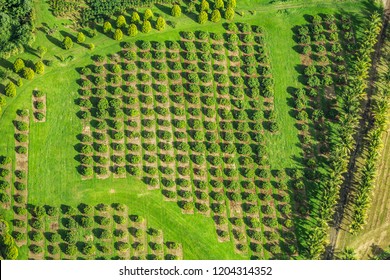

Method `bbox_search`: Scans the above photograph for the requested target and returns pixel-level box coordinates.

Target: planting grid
[76,23,297,258]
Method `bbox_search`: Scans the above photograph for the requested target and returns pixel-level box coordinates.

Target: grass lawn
[0,0,369,259]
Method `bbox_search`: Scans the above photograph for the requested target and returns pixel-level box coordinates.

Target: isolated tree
[142,20,152,33]
[22,67,35,80]
[215,0,224,9]
[211,9,221,22]
[88,43,95,50]
[198,11,208,24]
[128,24,138,37]
[62,36,73,50]
[5,82,16,97]
[113,29,123,41]
[116,15,127,28]
[171,4,181,17]
[225,7,235,20]
[35,61,44,74]
[144,9,153,21]
[36,46,47,58]
[77,32,86,43]
[103,21,112,33]
[131,11,141,23]
[156,16,166,31]
[13,58,25,73]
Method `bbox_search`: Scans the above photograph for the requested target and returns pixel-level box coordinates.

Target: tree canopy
[0,0,34,58]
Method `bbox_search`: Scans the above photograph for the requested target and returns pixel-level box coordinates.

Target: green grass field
[0,0,371,259]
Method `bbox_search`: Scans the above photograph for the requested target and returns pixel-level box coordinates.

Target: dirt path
[327,3,390,259]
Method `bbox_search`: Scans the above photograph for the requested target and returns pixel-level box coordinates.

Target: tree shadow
[360,0,382,18]
[303,14,313,23]
[59,30,76,42]
[155,3,172,17]
[24,46,40,59]
[369,244,388,260]
[0,84,5,95]
[46,34,62,48]
[0,57,13,69]
[181,8,198,23]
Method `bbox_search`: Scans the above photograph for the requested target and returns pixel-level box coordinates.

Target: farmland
[0,0,389,260]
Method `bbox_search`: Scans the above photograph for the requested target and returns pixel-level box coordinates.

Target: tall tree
[198,11,208,24]
[211,9,221,23]
[215,0,224,9]
[13,58,25,73]
[35,61,45,74]
[5,82,17,97]
[116,15,127,28]
[171,4,182,17]
[142,20,152,33]
[131,11,141,24]
[103,21,112,33]
[155,16,166,31]
[128,24,138,37]
[144,9,154,21]
[113,29,123,41]
[77,32,86,43]
[22,67,35,80]
[225,7,235,20]
[200,0,210,12]
[62,36,73,50]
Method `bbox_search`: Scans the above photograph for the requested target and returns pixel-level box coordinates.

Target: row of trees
[80,1,235,30]
[61,32,94,50]
[349,13,388,233]
[292,13,356,258]
[301,12,383,258]
[80,0,176,24]
[102,10,168,40]
[0,219,18,259]
[14,58,45,77]
[0,157,11,205]
[21,202,181,259]
[197,0,236,24]
[1,58,47,106]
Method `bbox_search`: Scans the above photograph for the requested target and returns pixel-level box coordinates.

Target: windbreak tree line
[0,0,35,58]
[348,12,388,234]
[81,0,175,24]
[290,11,383,259]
